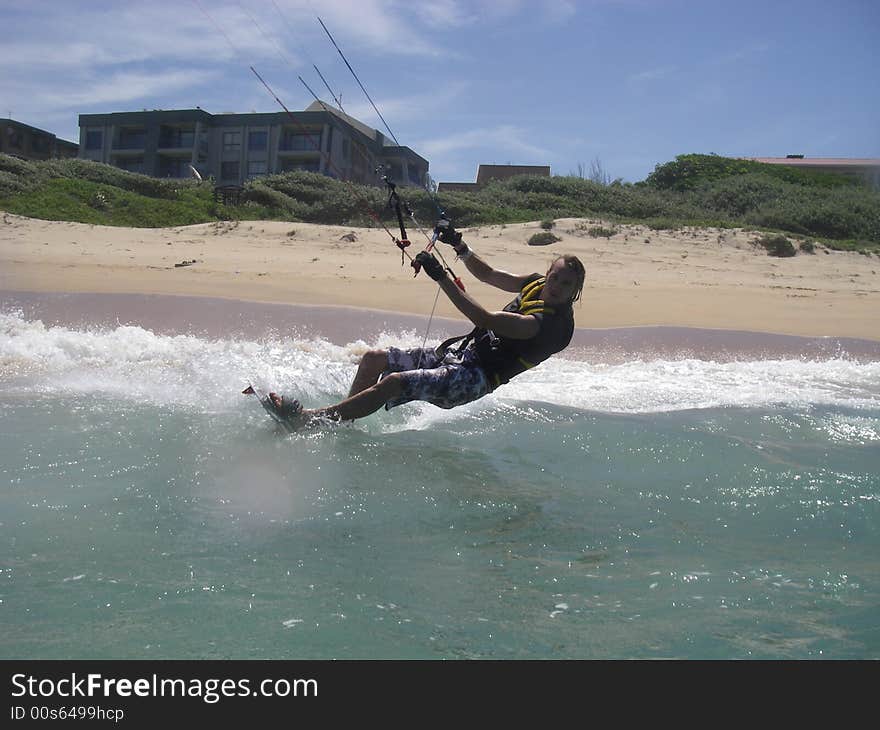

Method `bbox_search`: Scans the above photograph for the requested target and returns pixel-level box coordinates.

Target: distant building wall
[740,156,880,189]
[476,164,551,185]
[436,182,482,193]
[0,119,78,161]
[438,163,551,192]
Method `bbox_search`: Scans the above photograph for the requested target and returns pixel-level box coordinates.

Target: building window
[223,131,241,152]
[280,132,320,151]
[248,130,267,151]
[6,128,23,149]
[117,128,146,149]
[32,136,51,153]
[85,130,102,150]
[159,128,194,148]
[247,160,267,179]
[221,161,240,180]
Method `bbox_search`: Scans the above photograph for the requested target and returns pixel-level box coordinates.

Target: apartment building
[1,118,78,161]
[77,103,428,188]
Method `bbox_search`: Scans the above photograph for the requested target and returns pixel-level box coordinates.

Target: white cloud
[285,0,437,57]
[0,6,268,71]
[413,0,478,27]
[628,65,677,83]
[35,70,221,109]
[544,0,578,23]
[0,42,105,69]
[712,42,770,66]
[419,125,552,161]
[339,81,470,131]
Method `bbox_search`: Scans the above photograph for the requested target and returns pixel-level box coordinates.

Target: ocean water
[1,305,879,659]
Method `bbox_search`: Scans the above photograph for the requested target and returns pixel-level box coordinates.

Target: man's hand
[414,251,447,281]
[435,218,472,260]
[434,219,463,247]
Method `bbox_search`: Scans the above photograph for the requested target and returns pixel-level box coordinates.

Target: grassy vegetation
[584,225,619,238]
[645,153,862,191]
[799,240,816,254]
[0,156,216,227]
[1,153,878,252]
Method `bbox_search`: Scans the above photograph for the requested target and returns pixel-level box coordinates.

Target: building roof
[79,108,214,127]
[1,117,77,146]
[304,101,427,165]
[305,100,380,142]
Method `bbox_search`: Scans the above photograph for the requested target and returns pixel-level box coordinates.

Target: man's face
[542,259,580,305]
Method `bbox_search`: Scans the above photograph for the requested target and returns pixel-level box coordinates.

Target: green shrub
[527,231,561,246]
[646,153,860,191]
[0,177,214,227]
[799,240,816,254]
[41,158,192,199]
[90,189,110,210]
[0,170,34,197]
[241,183,302,215]
[540,218,555,230]
[757,234,796,257]
[0,154,37,177]
[587,226,617,238]
[697,174,785,216]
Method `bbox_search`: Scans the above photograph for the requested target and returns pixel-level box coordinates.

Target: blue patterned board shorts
[381,345,491,410]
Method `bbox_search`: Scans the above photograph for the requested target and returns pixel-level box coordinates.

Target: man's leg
[347,349,389,398]
[270,372,404,424]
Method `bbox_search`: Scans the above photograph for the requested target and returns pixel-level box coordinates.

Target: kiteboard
[242,383,302,433]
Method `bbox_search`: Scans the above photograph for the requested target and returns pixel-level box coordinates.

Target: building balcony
[114,138,146,150]
[156,147,194,157]
[277,148,320,156]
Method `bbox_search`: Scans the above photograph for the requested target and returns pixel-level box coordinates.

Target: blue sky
[2,0,878,183]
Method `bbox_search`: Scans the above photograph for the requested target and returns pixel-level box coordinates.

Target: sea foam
[2,310,879,415]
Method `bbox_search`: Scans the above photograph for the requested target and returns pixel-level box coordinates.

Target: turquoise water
[1,308,879,659]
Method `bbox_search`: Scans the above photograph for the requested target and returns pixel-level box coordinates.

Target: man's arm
[436,274,539,340]
[436,221,536,293]
[458,249,537,293]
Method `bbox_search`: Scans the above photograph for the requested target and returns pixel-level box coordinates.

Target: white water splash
[2,310,879,415]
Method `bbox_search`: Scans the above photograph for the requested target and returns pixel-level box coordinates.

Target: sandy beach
[1,212,878,341]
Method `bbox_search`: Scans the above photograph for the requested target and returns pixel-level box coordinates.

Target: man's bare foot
[267,392,311,428]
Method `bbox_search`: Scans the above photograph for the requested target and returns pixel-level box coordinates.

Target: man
[265,223,585,427]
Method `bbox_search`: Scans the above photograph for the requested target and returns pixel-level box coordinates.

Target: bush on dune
[0,152,877,248]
